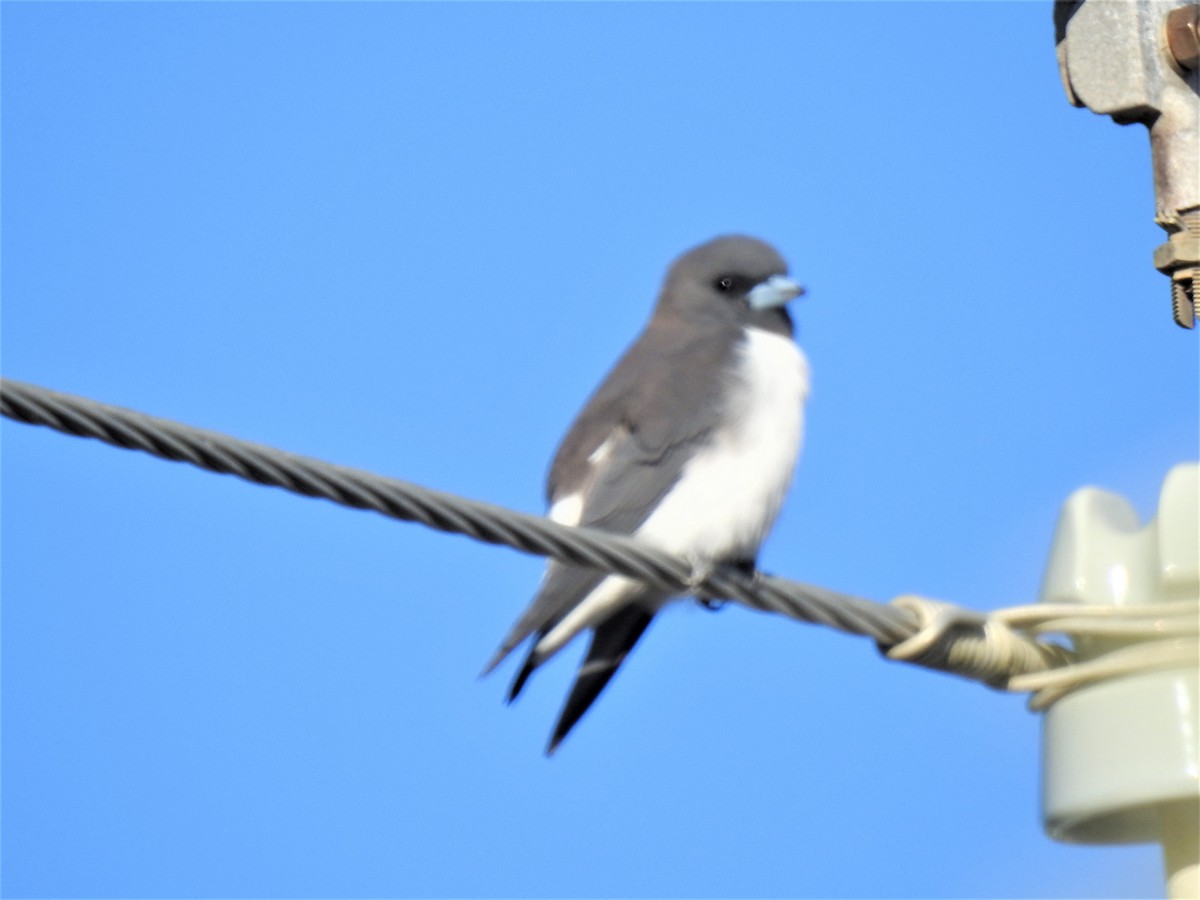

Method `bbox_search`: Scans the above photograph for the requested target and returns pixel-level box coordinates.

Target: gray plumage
[485,235,807,753]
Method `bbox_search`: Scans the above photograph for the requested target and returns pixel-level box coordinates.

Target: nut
[1165,4,1200,71]
[1154,229,1200,272]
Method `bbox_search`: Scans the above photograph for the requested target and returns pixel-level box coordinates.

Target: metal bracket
[1056,0,1200,328]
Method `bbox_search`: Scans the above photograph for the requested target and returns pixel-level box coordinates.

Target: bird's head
[656,235,805,332]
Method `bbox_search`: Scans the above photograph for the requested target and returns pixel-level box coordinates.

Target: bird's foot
[683,556,713,591]
[686,558,728,611]
[696,558,759,611]
[732,557,761,584]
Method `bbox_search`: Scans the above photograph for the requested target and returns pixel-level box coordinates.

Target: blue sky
[3,3,1194,898]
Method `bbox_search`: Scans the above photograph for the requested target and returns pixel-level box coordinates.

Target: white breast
[636,326,809,565]
[533,327,809,661]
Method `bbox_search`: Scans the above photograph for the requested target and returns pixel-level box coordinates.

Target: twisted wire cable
[4,377,1076,683]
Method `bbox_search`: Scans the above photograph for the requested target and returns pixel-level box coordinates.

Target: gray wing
[484,319,742,673]
[546,317,742,523]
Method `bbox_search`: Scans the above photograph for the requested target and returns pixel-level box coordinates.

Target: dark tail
[546,605,655,755]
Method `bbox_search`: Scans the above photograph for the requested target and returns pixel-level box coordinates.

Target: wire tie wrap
[884,595,1073,689]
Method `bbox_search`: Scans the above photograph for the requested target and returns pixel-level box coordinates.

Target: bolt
[1155,211,1200,328]
[1165,4,1200,71]
[1172,274,1197,328]
[1162,211,1200,328]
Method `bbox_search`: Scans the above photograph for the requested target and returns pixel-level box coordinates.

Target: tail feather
[506,642,543,703]
[482,564,606,679]
[546,605,655,755]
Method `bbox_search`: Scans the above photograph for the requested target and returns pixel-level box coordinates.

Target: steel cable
[2,377,990,663]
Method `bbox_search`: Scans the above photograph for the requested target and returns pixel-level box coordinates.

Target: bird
[483,235,809,753]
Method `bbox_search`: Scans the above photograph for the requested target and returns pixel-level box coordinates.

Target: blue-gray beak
[747,274,805,310]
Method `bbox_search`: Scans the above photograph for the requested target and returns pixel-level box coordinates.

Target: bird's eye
[715,276,735,293]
